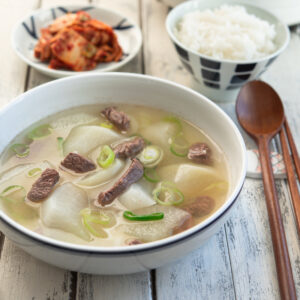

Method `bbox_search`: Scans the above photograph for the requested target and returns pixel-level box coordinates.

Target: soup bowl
[0,73,246,274]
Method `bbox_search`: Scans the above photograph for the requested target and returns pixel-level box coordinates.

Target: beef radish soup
[0,104,230,247]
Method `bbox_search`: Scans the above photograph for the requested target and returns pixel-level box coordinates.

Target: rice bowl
[166,0,290,101]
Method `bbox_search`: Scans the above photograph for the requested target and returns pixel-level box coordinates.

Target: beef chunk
[101,106,130,131]
[97,158,144,206]
[182,196,215,217]
[187,143,211,164]
[114,137,145,159]
[61,152,96,173]
[27,168,60,202]
[172,213,193,235]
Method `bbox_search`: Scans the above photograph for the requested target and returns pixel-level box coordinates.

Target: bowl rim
[11,4,143,76]
[0,72,247,254]
[166,0,290,64]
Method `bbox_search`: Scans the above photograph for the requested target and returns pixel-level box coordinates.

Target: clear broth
[0,104,230,247]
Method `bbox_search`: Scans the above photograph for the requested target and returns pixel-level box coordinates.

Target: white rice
[174,5,277,61]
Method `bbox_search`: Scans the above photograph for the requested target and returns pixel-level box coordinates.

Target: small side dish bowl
[12,5,142,78]
[0,73,246,274]
[166,0,290,101]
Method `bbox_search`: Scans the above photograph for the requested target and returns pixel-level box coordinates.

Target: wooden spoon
[236,80,296,300]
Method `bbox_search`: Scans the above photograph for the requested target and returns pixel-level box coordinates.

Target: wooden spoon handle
[258,136,296,300]
[280,128,300,236]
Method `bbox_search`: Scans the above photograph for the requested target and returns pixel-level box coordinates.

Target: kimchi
[34,11,123,71]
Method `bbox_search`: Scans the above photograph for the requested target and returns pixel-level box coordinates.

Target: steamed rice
[174,5,277,61]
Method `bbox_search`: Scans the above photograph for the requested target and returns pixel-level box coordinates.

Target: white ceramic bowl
[166,0,290,101]
[0,73,246,274]
[12,5,142,78]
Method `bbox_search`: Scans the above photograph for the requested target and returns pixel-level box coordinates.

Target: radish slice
[63,125,121,156]
[40,183,90,241]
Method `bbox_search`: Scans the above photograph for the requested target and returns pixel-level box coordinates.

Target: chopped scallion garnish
[163,115,182,135]
[143,168,161,183]
[123,210,164,221]
[27,124,52,140]
[0,185,26,204]
[97,145,115,168]
[138,145,163,168]
[80,208,110,225]
[100,122,114,129]
[80,208,111,237]
[170,133,189,157]
[10,143,30,158]
[57,137,64,151]
[152,181,184,206]
[27,168,42,177]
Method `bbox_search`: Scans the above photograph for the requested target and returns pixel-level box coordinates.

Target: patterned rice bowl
[166,0,290,101]
[12,5,142,78]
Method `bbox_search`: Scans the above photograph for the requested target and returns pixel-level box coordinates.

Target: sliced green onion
[153,181,184,206]
[82,216,107,238]
[80,208,110,225]
[80,208,111,237]
[27,168,42,177]
[27,124,52,140]
[57,137,64,150]
[100,122,114,129]
[123,210,164,221]
[170,133,189,157]
[0,185,26,204]
[97,145,115,168]
[10,143,30,158]
[163,115,182,135]
[143,168,161,183]
[138,145,163,168]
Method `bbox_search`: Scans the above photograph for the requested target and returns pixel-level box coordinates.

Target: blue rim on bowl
[11,5,142,78]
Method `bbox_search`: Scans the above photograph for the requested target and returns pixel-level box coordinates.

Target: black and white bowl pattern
[173,43,278,90]
[12,5,142,78]
[166,1,290,92]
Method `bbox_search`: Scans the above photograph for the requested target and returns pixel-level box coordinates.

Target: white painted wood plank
[0,0,38,107]
[0,241,75,300]
[77,272,152,300]
[76,1,151,298]
[225,180,280,299]
[156,227,235,300]
[141,0,193,86]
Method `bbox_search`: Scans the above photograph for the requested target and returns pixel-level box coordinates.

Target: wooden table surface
[0,0,300,299]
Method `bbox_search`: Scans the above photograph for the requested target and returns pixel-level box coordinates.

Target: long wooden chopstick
[284,119,300,179]
[279,120,300,236]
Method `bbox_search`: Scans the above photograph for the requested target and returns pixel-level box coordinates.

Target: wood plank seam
[138,0,145,74]
[150,270,157,300]
[24,67,31,93]
[224,224,238,300]
[69,272,78,300]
